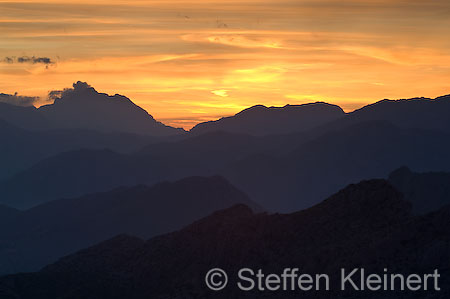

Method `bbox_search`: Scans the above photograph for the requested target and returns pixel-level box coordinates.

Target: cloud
[48,81,94,101]
[3,56,55,65]
[0,92,40,107]
[48,90,64,101]
[211,90,229,97]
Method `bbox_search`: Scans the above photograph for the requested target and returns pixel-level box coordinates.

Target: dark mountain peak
[347,94,450,131]
[307,179,411,223]
[236,102,344,116]
[388,168,450,214]
[435,94,450,101]
[191,101,345,136]
[388,166,413,181]
[0,102,50,130]
[37,81,184,136]
[49,81,136,108]
[352,96,446,113]
[237,104,267,114]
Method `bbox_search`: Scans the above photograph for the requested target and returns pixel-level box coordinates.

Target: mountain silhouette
[0,176,260,274]
[0,204,19,223]
[389,166,450,214]
[191,95,450,137]
[0,118,159,180]
[3,93,450,211]
[343,95,450,131]
[191,102,345,136]
[225,120,450,211]
[0,131,296,209]
[1,179,448,298]
[3,120,450,211]
[0,82,187,178]
[0,102,50,130]
[38,81,184,136]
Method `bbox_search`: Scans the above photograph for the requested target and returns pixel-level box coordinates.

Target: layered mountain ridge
[1,179,448,298]
[0,176,260,274]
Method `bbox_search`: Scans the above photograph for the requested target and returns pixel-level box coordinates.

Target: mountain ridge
[2,179,449,298]
[190,101,345,136]
[38,81,184,136]
[0,175,260,274]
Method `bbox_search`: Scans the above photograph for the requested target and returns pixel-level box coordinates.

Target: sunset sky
[1,0,450,129]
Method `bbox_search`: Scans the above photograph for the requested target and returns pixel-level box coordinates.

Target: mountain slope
[0,205,20,224]
[0,119,158,181]
[38,81,184,136]
[225,121,450,211]
[3,93,450,211]
[0,176,260,274]
[0,102,50,130]
[3,120,450,212]
[389,166,450,214]
[191,102,344,136]
[0,131,293,209]
[1,180,448,298]
[344,95,450,131]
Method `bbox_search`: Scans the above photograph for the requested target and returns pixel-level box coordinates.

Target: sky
[1,0,450,129]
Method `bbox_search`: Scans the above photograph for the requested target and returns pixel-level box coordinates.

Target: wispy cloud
[1,0,450,128]
[3,56,55,65]
[211,90,229,97]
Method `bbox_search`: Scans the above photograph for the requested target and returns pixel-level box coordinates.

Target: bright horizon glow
[1,0,450,129]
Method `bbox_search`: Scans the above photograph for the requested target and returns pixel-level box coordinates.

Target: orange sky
[1,0,450,129]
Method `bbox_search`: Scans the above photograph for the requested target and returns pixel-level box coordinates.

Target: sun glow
[1,0,450,129]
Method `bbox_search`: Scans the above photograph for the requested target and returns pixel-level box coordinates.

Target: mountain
[0,82,187,179]
[345,95,450,131]
[0,118,158,180]
[0,102,50,130]
[38,81,184,136]
[3,120,450,212]
[3,93,450,211]
[0,131,297,209]
[190,95,450,137]
[0,176,260,274]
[0,149,145,208]
[190,102,345,136]
[0,204,20,223]
[224,120,450,211]
[389,166,450,214]
[1,179,448,298]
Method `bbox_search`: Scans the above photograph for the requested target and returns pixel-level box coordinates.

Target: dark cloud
[48,90,64,101]
[3,56,55,65]
[0,92,40,107]
[48,82,94,101]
